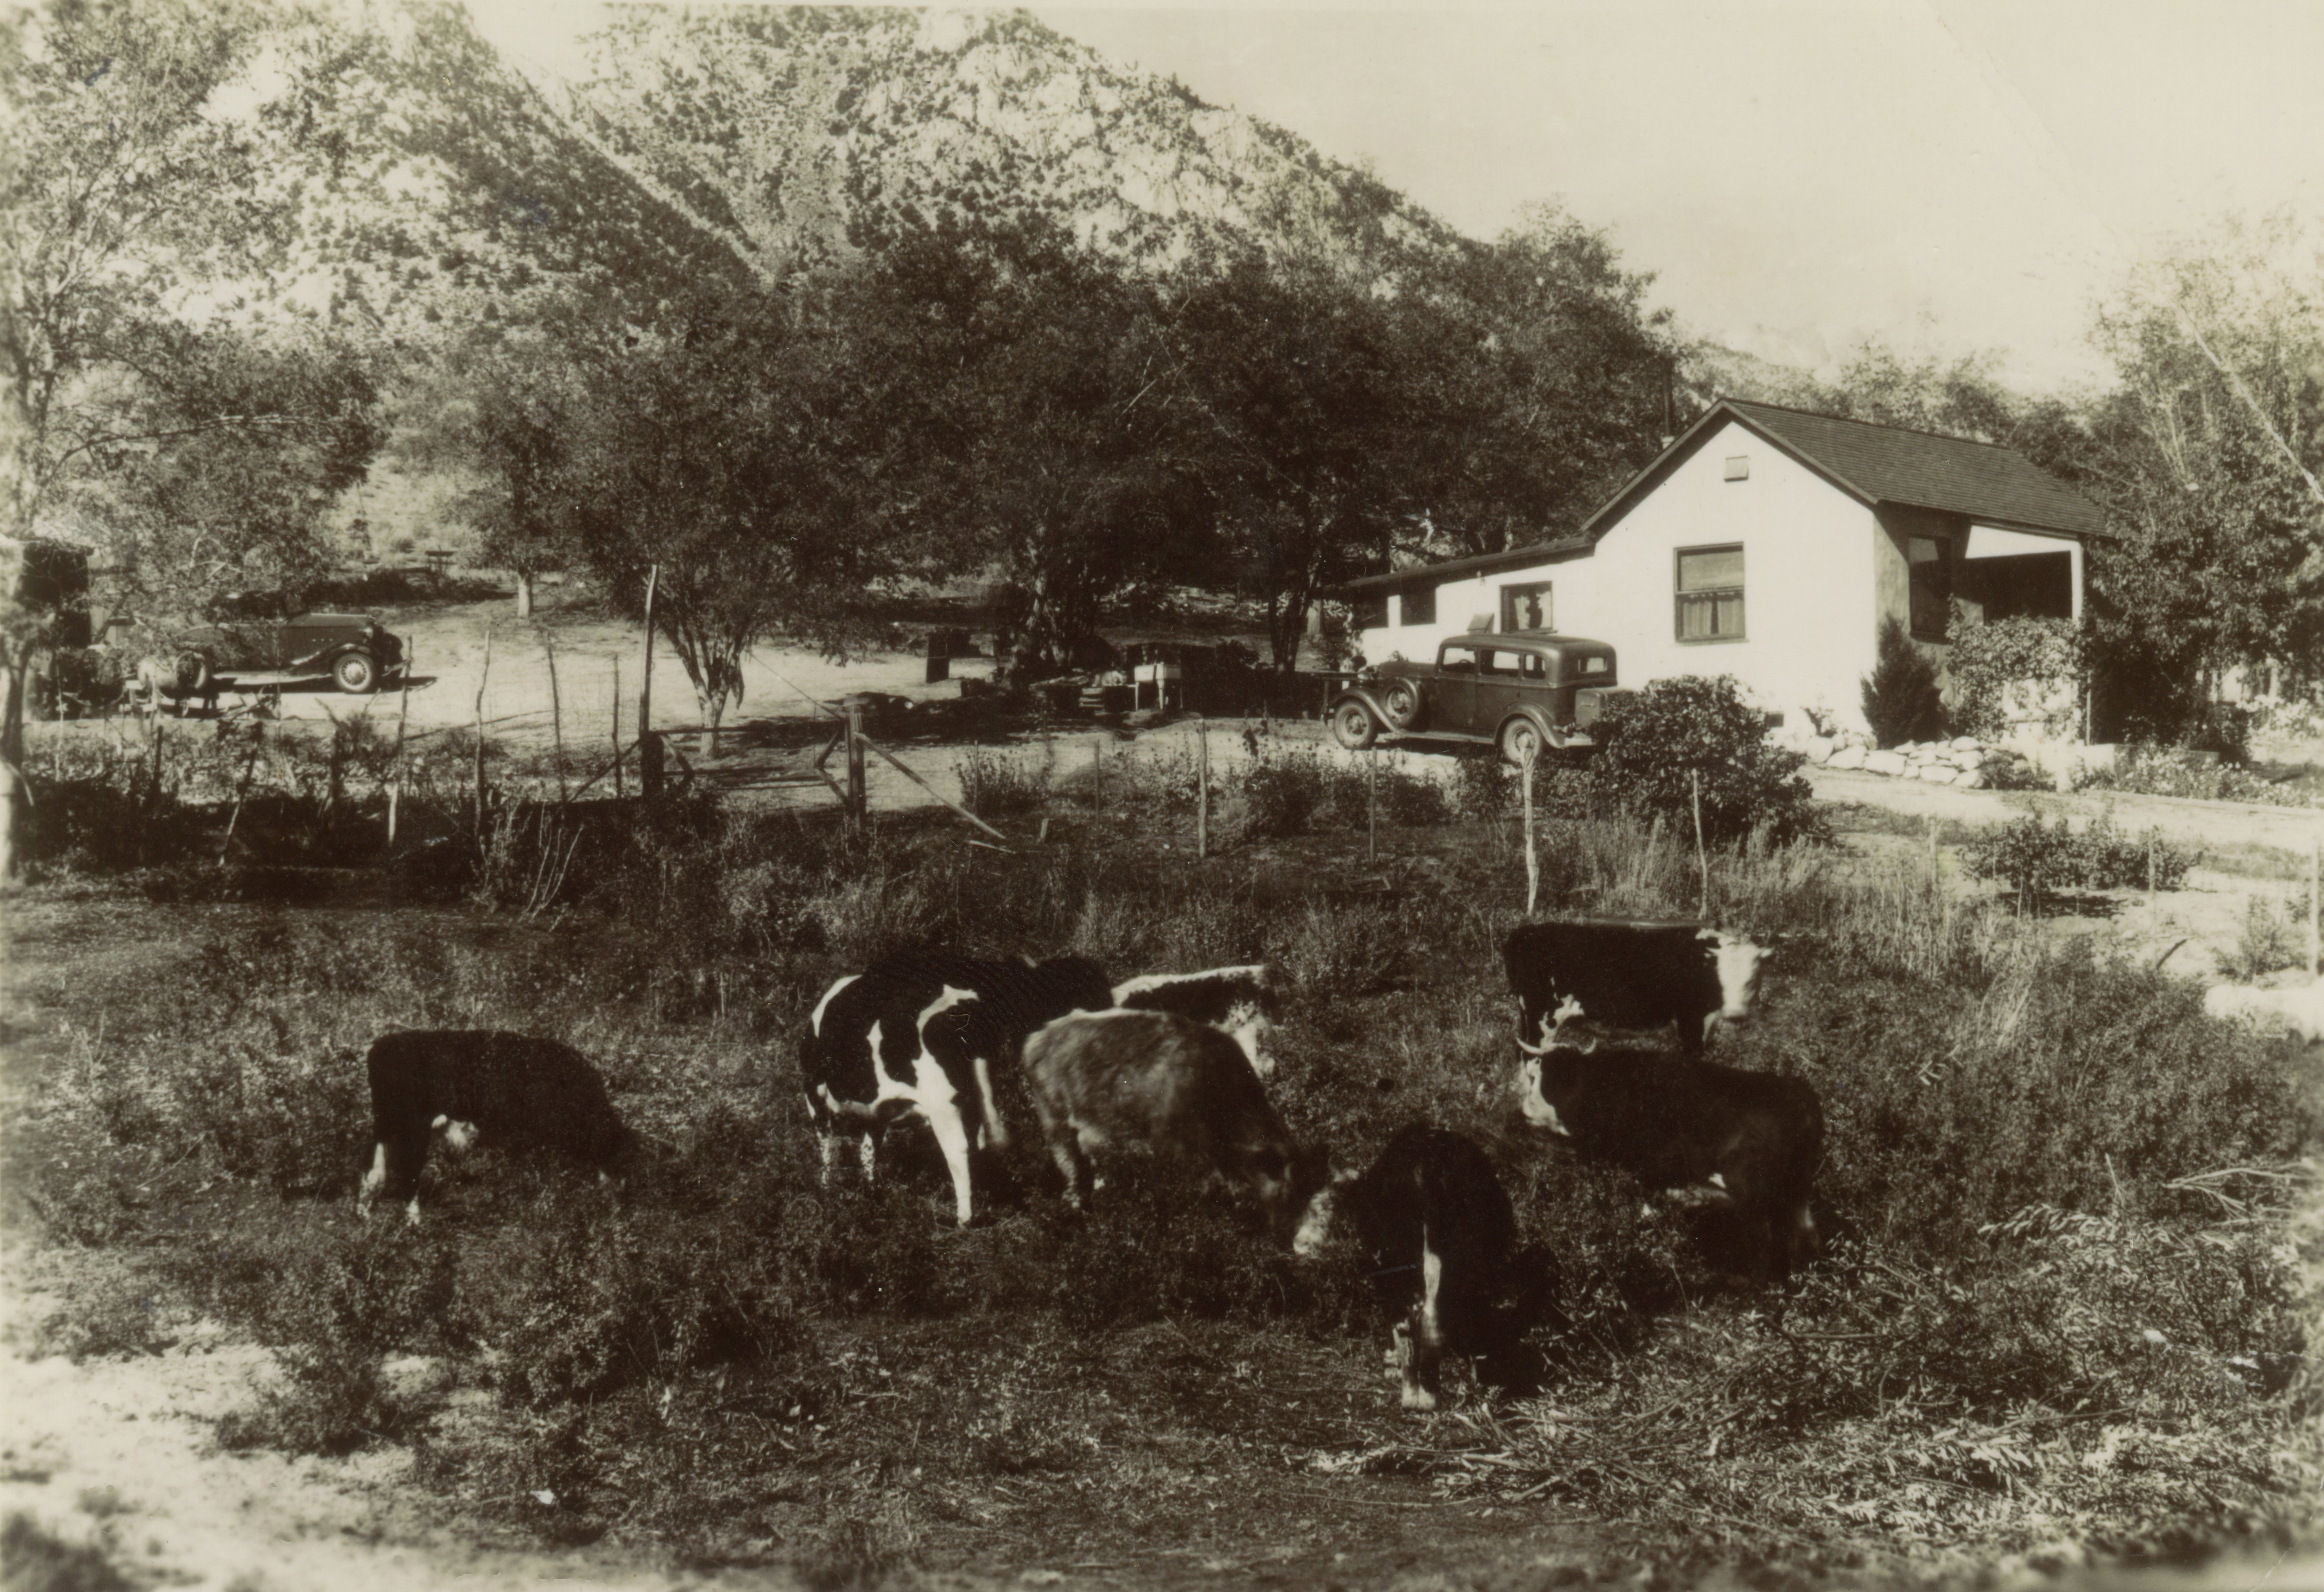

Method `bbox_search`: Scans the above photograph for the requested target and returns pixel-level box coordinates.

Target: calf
[1110,964,1279,1078]
[1023,1008,1325,1244]
[799,952,1115,1226]
[1295,1124,1540,1410]
[358,1030,637,1222]
[1503,919,1771,1056]
[1517,1023,1823,1282]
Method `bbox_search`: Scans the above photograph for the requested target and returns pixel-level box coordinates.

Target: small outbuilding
[1343,399,2108,737]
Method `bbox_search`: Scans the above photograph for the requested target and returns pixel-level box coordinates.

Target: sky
[466,1,2324,393]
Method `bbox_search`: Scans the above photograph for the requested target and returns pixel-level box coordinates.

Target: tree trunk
[515,572,534,620]
[0,644,25,881]
[695,684,723,760]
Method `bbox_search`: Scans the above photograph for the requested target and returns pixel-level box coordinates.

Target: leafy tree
[550,279,933,753]
[2078,215,2324,739]
[1861,615,1946,747]
[1411,204,1678,559]
[861,219,1210,679]
[1159,250,1411,671]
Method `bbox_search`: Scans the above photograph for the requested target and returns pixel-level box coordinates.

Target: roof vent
[1467,613,1493,633]
[1724,455,1749,481]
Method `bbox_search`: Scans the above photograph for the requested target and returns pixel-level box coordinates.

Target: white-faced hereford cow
[359,1030,637,1222]
[1517,1026,1824,1282]
[1023,1009,1325,1244]
[1503,919,1772,1056]
[1109,964,1279,1078]
[1295,1123,1542,1410]
[800,952,1115,1226]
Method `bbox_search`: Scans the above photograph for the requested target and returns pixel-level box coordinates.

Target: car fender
[1328,687,1393,729]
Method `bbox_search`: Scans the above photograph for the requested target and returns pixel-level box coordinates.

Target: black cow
[1110,964,1279,1078]
[1516,1028,1824,1282]
[1503,919,1772,1056]
[358,1030,637,1222]
[800,952,1115,1226]
[1023,1008,1326,1245]
[1294,1124,1545,1410]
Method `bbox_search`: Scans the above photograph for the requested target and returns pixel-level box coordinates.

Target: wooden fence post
[474,624,492,838]
[1691,767,1710,921]
[1366,749,1377,864]
[546,631,566,802]
[611,654,625,801]
[387,640,411,850]
[638,564,659,800]
[846,705,867,830]
[2309,823,2320,977]
[1523,746,1539,916]
[1197,716,1215,854]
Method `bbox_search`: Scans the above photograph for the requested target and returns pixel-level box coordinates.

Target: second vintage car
[1329,630,1621,762]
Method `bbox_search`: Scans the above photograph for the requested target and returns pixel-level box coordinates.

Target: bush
[1960,810,2194,901]
[1946,608,2082,741]
[955,745,1052,820]
[1861,615,1945,747]
[2078,743,2311,806]
[1587,674,1826,847]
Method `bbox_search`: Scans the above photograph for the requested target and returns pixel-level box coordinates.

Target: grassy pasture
[6,744,2322,1587]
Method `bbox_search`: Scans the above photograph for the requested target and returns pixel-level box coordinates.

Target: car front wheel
[334,651,379,694]
[1499,717,1545,768]
[1331,701,1380,751]
[1379,679,1424,730]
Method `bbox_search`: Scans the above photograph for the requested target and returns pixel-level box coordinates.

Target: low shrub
[1946,609,2082,741]
[1862,615,1945,747]
[955,745,1053,820]
[1960,809,2195,901]
[1586,675,1826,847]
[2079,744,2316,807]
[2219,892,2313,980]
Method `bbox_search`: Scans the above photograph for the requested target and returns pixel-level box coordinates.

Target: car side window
[1519,652,1546,681]
[1439,644,1478,674]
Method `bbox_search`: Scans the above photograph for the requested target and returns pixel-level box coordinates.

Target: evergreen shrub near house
[1945,605,2082,741]
[1586,674,1825,847]
[1860,615,1945,747]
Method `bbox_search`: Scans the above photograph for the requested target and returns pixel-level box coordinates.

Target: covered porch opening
[1960,524,2080,622]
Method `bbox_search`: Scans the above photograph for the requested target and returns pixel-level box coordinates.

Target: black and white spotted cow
[1294,1123,1542,1411]
[1023,1008,1326,1245]
[358,1030,637,1222]
[799,952,1115,1226]
[1109,963,1279,1078]
[1516,1023,1824,1282]
[1503,919,1772,1056]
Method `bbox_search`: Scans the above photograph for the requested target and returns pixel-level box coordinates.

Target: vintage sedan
[167,612,405,695]
[1329,631,1620,763]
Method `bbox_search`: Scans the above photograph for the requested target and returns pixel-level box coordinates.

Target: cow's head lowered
[1698,929,1772,1038]
[1514,1008,1589,1135]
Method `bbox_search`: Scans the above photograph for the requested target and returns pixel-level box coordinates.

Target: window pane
[1355,594,1387,630]
[1500,581,1552,631]
[1677,546,1744,592]
[1400,586,1436,626]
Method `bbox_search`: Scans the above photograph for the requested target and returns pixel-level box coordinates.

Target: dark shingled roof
[1722,401,2108,537]
[1576,399,2109,543]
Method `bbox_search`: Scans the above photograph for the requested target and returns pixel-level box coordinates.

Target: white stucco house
[1341,399,2109,738]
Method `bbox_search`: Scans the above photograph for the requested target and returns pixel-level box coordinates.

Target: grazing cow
[1294,1124,1543,1411]
[799,952,1115,1226]
[1517,1022,1823,1282]
[1503,919,1772,1056]
[1023,1008,1325,1244]
[1110,964,1279,1078]
[359,1030,637,1223]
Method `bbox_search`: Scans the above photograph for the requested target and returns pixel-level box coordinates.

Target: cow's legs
[923,1100,976,1227]
[1047,1131,1093,1212]
[1399,1229,1446,1411]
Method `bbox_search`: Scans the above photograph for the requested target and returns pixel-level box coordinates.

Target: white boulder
[1804,736,1836,765]
[1864,750,1908,777]
[1829,745,1868,771]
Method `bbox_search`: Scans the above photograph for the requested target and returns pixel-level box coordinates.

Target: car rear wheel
[1330,701,1380,751]
[334,651,379,694]
[1499,717,1545,768]
[1379,679,1425,730]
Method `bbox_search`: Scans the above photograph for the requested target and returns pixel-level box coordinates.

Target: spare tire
[1379,678,1425,731]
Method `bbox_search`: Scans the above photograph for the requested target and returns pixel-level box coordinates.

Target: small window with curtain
[1908,536,1951,639]
[1675,544,1744,642]
[1500,581,1553,632]
[1398,585,1436,626]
